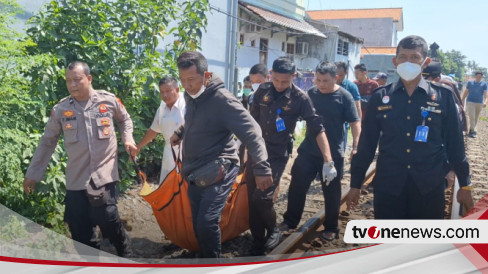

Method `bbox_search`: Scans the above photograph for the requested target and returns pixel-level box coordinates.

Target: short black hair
[475,71,483,76]
[177,51,208,76]
[316,62,337,77]
[243,75,251,82]
[159,75,179,88]
[67,61,90,76]
[249,63,268,77]
[354,63,367,72]
[335,61,348,72]
[272,57,296,74]
[397,35,428,58]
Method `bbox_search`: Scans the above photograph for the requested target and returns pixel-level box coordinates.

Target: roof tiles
[241,2,326,38]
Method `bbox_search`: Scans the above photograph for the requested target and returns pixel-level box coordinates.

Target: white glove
[322,161,337,186]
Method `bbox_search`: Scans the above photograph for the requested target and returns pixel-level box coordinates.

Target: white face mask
[396,59,427,81]
[187,85,205,99]
[252,83,261,91]
[188,84,206,99]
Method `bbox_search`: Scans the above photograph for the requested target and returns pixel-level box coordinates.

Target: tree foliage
[437,50,466,79]
[433,45,487,81]
[0,0,67,233]
[26,0,208,189]
[1,0,208,232]
[467,60,488,77]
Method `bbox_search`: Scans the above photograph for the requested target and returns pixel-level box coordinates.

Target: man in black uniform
[246,57,337,255]
[422,60,467,132]
[281,62,360,241]
[347,35,473,219]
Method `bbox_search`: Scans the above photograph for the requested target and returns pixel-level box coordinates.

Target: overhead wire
[209,4,319,37]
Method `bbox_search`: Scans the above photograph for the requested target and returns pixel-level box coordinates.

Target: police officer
[246,57,337,255]
[422,60,465,124]
[23,61,137,257]
[347,35,473,219]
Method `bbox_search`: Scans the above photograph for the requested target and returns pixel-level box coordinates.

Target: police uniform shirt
[26,90,135,190]
[250,82,324,157]
[299,86,360,159]
[351,78,470,196]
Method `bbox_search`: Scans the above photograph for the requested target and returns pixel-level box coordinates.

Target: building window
[260,38,268,65]
[295,42,309,55]
[282,42,285,52]
[246,22,262,33]
[337,39,349,56]
[240,34,244,45]
[286,43,295,55]
[251,39,256,47]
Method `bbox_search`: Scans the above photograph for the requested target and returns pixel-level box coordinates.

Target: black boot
[114,230,134,258]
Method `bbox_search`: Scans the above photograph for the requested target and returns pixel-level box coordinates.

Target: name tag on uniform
[377,105,392,111]
[414,126,429,142]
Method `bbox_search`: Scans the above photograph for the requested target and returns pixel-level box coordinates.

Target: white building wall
[236,27,296,85]
[200,0,235,91]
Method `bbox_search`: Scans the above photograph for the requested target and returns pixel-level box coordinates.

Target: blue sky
[305,0,488,70]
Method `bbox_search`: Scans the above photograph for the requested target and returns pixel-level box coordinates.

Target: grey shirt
[25,90,135,190]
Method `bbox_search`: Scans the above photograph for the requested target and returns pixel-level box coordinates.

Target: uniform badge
[382,96,390,104]
[65,123,73,129]
[116,97,125,109]
[99,104,108,113]
[427,101,439,107]
[101,117,110,126]
[63,110,74,117]
[283,105,291,112]
[102,127,111,136]
[263,95,271,103]
[431,94,436,101]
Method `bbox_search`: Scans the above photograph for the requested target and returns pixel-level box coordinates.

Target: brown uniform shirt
[25,90,135,190]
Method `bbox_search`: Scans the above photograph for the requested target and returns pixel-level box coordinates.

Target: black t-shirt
[298,86,360,159]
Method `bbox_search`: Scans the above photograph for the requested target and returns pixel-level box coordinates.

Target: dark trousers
[245,155,289,246]
[187,164,238,258]
[374,175,445,219]
[283,154,344,232]
[64,182,130,256]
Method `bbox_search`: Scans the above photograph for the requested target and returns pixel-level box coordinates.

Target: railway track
[269,163,464,258]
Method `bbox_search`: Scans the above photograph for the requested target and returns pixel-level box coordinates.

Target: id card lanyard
[276,108,286,132]
[414,108,429,142]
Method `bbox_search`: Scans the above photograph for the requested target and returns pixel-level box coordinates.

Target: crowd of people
[23,35,479,259]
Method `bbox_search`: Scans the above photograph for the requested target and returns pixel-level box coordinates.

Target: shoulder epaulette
[96,89,116,97]
[431,81,453,93]
[57,95,74,106]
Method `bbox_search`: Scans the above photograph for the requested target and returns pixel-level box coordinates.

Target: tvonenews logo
[344,220,488,244]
